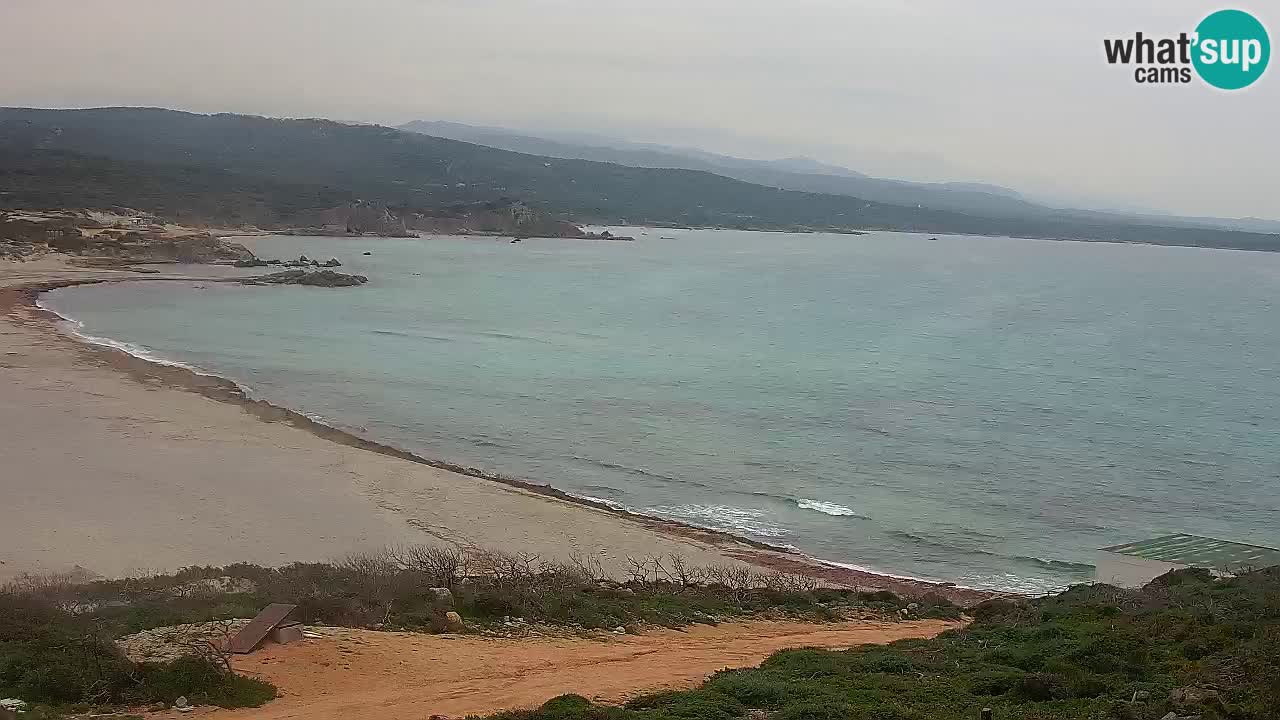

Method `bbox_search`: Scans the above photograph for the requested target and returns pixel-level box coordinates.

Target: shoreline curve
[4,271,998,605]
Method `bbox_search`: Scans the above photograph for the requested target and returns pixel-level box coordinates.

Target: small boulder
[1170,686,1219,708]
[444,611,465,633]
[322,257,342,267]
[428,587,455,608]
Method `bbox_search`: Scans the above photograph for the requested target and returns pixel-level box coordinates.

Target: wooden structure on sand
[226,603,302,654]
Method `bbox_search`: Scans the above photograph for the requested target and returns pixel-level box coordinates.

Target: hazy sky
[2,1,1276,218]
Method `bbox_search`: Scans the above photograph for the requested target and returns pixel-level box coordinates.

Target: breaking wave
[38,296,219,379]
[795,498,864,517]
[649,504,789,539]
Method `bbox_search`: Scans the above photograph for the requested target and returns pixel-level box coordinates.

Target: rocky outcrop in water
[283,201,415,237]
[405,200,587,239]
[241,269,368,287]
[238,256,342,268]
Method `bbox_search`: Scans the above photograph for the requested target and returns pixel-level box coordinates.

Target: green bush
[127,656,275,707]
[0,592,274,711]
[704,670,792,707]
[536,694,596,720]
[622,691,742,720]
[775,701,858,720]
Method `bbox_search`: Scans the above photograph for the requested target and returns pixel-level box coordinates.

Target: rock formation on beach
[235,256,343,268]
[240,269,369,287]
[0,209,253,264]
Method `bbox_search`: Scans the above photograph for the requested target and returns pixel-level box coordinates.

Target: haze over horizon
[2,0,1276,219]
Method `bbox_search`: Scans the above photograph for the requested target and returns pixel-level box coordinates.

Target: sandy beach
[0,253,990,603]
[0,258,761,580]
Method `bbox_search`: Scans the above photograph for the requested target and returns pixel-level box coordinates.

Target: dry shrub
[387,545,468,588]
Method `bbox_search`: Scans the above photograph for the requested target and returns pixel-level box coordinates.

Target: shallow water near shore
[42,229,1280,593]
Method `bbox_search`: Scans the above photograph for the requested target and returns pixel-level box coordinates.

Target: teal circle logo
[1193,9,1270,89]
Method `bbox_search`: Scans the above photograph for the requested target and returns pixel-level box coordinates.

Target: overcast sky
[2,0,1276,218]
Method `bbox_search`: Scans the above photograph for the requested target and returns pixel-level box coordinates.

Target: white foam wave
[796,498,861,517]
[815,558,952,586]
[37,295,223,380]
[578,495,628,511]
[951,571,1072,596]
[650,504,789,539]
[815,556,1069,596]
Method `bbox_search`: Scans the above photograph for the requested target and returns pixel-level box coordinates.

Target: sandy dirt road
[198,619,960,720]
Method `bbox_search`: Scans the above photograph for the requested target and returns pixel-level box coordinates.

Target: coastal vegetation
[3,108,1279,250]
[0,546,952,715]
[3,552,1277,718]
[0,588,274,712]
[493,567,1280,720]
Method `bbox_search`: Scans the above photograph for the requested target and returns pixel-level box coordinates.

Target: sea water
[42,229,1280,593]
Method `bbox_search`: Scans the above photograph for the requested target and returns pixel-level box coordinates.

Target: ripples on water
[43,229,1280,593]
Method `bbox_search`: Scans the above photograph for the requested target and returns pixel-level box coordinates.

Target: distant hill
[401,119,1279,236]
[0,147,355,226]
[399,120,1047,217]
[2,107,1278,251]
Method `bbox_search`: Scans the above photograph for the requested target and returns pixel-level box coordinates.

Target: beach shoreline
[0,256,995,605]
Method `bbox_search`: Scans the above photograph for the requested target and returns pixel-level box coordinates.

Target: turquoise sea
[41,229,1280,593]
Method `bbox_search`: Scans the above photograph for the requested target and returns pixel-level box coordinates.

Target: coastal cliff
[0,209,253,264]
[284,199,596,240]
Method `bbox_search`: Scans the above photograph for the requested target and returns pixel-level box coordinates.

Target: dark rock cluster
[240,269,368,287]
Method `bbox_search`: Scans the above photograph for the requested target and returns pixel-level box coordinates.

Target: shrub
[536,694,595,720]
[127,656,275,708]
[622,691,742,720]
[0,590,274,711]
[704,670,792,707]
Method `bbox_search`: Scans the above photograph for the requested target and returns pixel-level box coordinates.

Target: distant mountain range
[0,107,1277,251]
[400,120,1280,235]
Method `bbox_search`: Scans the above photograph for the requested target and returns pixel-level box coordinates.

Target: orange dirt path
[199,619,960,720]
